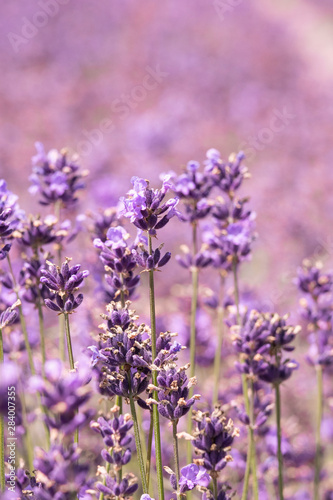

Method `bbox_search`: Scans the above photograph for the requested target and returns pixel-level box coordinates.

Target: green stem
[232,258,241,325]
[64,313,78,444]
[6,255,35,375]
[0,328,5,492]
[129,393,148,493]
[234,260,254,500]
[314,365,323,500]
[64,313,75,370]
[37,297,46,377]
[241,437,252,500]
[250,379,259,500]
[275,383,284,500]
[213,303,224,405]
[187,222,199,465]
[148,235,165,500]
[212,476,218,500]
[172,420,181,500]
[146,412,153,488]
[115,396,123,481]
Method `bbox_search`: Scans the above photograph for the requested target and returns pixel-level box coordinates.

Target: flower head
[119,176,179,235]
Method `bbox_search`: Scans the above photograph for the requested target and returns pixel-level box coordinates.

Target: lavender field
[1,2,333,499]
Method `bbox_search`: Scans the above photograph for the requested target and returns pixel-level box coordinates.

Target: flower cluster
[40,258,89,313]
[0,180,22,260]
[148,363,200,422]
[192,406,238,477]
[94,226,140,301]
[169,160,213,222]
[91,411,138,499]
[296,260,333,367]
[29,142,87,208]
[119,176,179,235]
[31,359,93,435]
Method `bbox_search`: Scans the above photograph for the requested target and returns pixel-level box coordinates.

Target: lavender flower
[96,474,138,498]
[170,160,213,222]
[30,359,93,435]
[30,142,87,207]
[178,464,211,492]
[94,226,140,300]
[33,443,90,499]
[119,176,179,235]
[148,363,200,422]
[40,258,89,313]
[204,149,249,195]
[90,413,133,468]
[192,406,238,474]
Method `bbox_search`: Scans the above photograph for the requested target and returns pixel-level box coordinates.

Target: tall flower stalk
[295,261,333,500]
[118,174,180,498]
[148,234,166,500]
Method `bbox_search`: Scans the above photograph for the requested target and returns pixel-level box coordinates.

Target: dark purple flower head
[192,406,238,474]
[29,142,87,208]
[133,244,171,271]
[96,474,138,498]
[0,180,23,258]
[148,363,200,421]
[91,413,133,468]
[204,149,249,195]
[30,359,92,435]
[0,300,19,329]
[18,214,67,250]
[40,258,89,313]
[33,443,90,499]
[178,464,211,493]
[20,254,56,305]
[118,175,179,235]
[94,225,140,301]
[95,301,151,369]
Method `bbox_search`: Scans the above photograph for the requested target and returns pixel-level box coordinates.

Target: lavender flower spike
[119,175,180,235]
[40,257,89,313]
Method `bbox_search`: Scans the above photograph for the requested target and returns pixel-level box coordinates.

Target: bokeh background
[2,0,333,310]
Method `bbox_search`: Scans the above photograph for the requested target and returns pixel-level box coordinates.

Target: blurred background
[1,0,333,306]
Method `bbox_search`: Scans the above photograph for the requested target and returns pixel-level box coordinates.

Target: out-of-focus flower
[30,359,92,435]
[29,142,87,208]
[33,443,90,499]
[205,149,249,195]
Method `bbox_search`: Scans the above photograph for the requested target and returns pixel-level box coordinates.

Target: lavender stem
[172,420,181,500]
[233,259,255,500]
[148,234,165,500]
[128,393,148,494]
[275,382,284,500]
[6,254,35,375]
[314,365,323,500]
[145,412,153,488]
[64,313,78,444]
[213,274,225,404]
[187,221,199,465]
